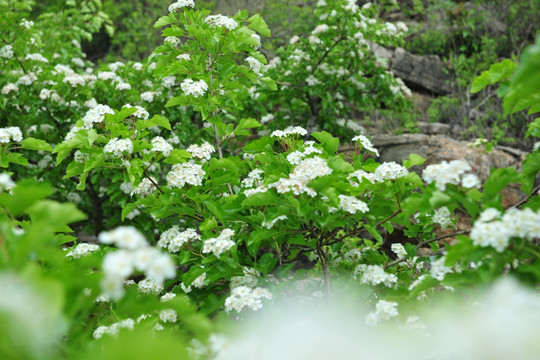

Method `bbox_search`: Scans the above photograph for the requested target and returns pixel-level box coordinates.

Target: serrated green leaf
[21,137,52,152]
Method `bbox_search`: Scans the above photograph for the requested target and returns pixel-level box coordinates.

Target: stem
[143,169,164,195]
[417,230,468,247]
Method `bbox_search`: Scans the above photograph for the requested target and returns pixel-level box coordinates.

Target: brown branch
[143,169,164,195]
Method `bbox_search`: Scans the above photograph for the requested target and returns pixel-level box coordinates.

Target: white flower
[104,138,133,157]
[0,44,14,59]
[24,53,48,63]
[181,78,208,98]
[152,136,173,157]
[162,76,176,88]
[374,162,408,180]
[99,226,148,250]
[103,250,134,278]
[168,0,194,12]
[391,243,407,258]
[0,174,15,192]
[166,162,205,188]
[187,142,215,161]
[159,309,177,323]
[1,83,18,94]
[339,195,369,214]
[352,135,379,156]
[140,91,155,102]
[205,15,238,31]
[0,127,23,143]
[202,228,235,257]
[66,243,100,259]
[245,56,263,75]
[138,277,164,294]
[433,207,453,229]
[146,253,176,282]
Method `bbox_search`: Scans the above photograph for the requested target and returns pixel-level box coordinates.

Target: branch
[143,169,164,195]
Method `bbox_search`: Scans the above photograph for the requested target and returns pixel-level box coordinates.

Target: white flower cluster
[348,170,380,186]
[158,226,201,253]
[66,243,99,259]
[161,292,176,302]
[432,207,454,229]
[202,228,235,257]
[205,15,238,31]
[430,255,452,281]
[242,168,264,188]
[104,138,133,157]
[286,141,322,165]
[422,160,480,191]
[0,174,15,192]
[82,104,114,128]
[354,264,397,287]
[131,177,157,196]
[159,309,178,323]
[1,83,18,94]
[338,194,369,214]
[20,18,34,29]
[0,127,23,143]
[141,91,155,102]
[0,44,14,59]
[165,36,181,47]
[24,53,48,63]
[138,277,164,294]
[271,156,332,197]
[98,226,176,299]
[187,142,215,161]
[374,162,409,180]
[305,74,320,86]
[162,75,176,88]
[93,318,135,339]
[124,104,149,119]
[166,162,205,188]
[245,56,263,75]
[181,78,208,98]
[262,215,288,229]
[352,135,379,156]
[181,272,207,293]
[391,243,408,258]
[16,73,37,86]
[312,24,330,35]
[151,136,173,157]
[365,300,399,326]
[470,207,540,252]
[224,285,272,313]
[260,113,274,124]
[168,0,194,12]
[271,126,308,138]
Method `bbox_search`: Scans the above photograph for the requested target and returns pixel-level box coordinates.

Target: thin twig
[143,169,164,195]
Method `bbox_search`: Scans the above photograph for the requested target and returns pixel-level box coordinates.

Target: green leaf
[403,153,426,169]
[429,191,451,208]
[363,224,383,243]
[257,253,277,274]
[154,14,176,28]
[259,77,277,91]
[482,167,522,201]
[242,191,276,207]
[0,180,53,215]
[247,14,271,37]
[84,152,106,172]
[21,137,52,152]
[312,131,339,153]
[137,115,172,131]
[234,118,261,136]
[470,59,517,93]
[163,149,191,164]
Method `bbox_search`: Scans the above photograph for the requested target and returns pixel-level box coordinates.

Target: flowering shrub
[242,0,411,137]
[1,0,540,359]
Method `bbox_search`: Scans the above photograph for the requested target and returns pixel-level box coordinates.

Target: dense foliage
[1,0,539,359]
